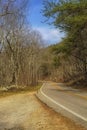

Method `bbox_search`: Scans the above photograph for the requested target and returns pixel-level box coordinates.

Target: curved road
[37,82,87,128]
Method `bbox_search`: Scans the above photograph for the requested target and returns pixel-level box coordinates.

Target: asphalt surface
[37,82,87,128]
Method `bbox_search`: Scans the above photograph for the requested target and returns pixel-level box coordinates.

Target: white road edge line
[40,83,87,122]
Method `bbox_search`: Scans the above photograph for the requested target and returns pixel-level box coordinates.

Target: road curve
[37,82,87,128]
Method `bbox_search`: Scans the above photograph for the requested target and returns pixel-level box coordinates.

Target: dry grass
[0,85,41,98]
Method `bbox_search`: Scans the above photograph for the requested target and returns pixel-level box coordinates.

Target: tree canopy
[42,0,87,84]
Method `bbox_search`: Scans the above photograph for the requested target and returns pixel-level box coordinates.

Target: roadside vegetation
[0,0,44,89]
[41,0,87,87]
[0,84,41,98]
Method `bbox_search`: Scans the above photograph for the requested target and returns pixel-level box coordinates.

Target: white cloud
[33,26,65,44]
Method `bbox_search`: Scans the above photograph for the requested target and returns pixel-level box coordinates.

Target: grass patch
[0,83,42,98]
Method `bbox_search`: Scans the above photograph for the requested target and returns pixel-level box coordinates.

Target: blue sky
[29,0,64,45]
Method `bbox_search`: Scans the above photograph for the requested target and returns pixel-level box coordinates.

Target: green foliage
[42,0,87,83]
[43,0,87,38]
[49,40,72,55]
[52,56,61,68]
[43,0,87,55]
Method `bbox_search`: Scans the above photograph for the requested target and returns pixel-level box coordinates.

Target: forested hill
[40,42,87,86]
[41,0,87,86]
[0,0,87,88]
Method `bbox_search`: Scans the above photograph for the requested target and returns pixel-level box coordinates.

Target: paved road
[37,82,87,128]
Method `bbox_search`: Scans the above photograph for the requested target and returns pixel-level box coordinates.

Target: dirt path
[0,92,86,130]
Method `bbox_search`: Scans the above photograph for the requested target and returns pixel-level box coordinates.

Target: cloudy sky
[29,0,64,45]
